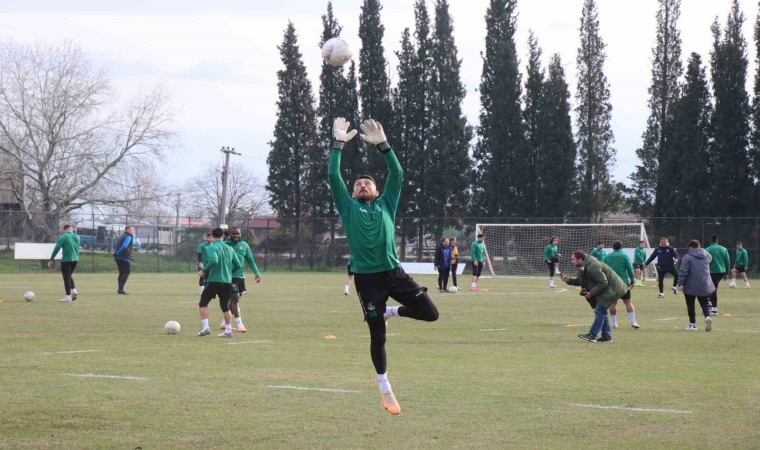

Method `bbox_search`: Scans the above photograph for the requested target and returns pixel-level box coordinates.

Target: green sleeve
[231,251,242,275]
[626,257,635,284]
[722,249,731,273]
[50,236,64,261]
[202,246,218,274]
[328,149,351,217]
[245,244,260,276]
[380,149,402,213]
[543,245,551,260]
[587,264,610,299]
[566,276,581,287]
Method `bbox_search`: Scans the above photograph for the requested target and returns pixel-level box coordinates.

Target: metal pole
[218,146,241,227]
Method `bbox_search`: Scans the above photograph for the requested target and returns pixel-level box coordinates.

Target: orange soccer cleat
[380,390,401,415]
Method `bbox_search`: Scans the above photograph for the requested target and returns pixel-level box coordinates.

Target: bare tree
[95,160,175,223]
[0,41,175,240]
[184,163,269,227]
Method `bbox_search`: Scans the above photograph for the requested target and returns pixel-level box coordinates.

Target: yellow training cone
[722,313,732,317]
[324,335,337,340]
[566,323,577,328]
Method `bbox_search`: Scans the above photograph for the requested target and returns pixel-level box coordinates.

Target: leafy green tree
[750,5,760,213]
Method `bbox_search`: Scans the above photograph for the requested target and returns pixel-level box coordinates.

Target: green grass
[1,273,759,449]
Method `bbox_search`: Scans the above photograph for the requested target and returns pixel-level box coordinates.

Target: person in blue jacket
[114,226,136,295]
[645,237,680,298]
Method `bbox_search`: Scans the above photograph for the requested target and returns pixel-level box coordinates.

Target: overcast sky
[0,0,757,193]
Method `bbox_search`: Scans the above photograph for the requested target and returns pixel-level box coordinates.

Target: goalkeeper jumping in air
[328,117,439,415]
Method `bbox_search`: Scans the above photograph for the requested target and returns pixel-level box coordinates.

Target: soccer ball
[24,291,35,302]
[164,320,181,335]
[321,37,352,67]
[447,285,458,293]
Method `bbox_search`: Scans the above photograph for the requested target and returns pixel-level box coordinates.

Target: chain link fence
[0,209,757,274]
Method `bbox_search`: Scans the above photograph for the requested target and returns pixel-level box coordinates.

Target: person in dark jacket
[677,240,715,332]
[434,237,452,292]
[645,237,680,298]
[114,226,136,295]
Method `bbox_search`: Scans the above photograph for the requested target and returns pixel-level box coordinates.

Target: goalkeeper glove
[333,117,358,149]
[360,119,390,152]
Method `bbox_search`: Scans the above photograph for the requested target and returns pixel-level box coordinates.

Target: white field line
[572,403,691,414]
[225,340,272,345]
[480,328,509,332]
[62,373,149,381]
[267,385,359,393]
[359,333,401,338]
[726,329,760,333]
[39,350,100,355]
[554,289,569,293]
[657,317,680,321]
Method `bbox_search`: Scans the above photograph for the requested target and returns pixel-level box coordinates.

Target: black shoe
[117,290,129,295]
[578,333,597,343]
[597,336,613,342]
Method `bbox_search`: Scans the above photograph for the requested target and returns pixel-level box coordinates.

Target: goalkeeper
[328,117,439,416]
[543,236,561,288]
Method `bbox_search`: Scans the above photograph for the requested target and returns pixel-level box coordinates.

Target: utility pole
[218,146,241,227]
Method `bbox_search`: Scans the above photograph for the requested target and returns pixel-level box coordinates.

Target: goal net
[475,223,656,278]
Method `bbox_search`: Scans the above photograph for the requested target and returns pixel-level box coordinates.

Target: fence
[0,210,757,274]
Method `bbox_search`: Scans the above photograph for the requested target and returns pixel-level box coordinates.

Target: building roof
[247,218,280,229]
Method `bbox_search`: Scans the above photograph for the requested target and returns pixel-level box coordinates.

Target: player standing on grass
[449,237,460,289]
[633,240,647,286]
[677,240,715,332]
[197,227,242,338]
[705,235,730,315]
[328,117,439,416]
[603,241,639,329]
[645,237,679,298]
[113,225,136,295]
[221,228,261,332]
[543,236,561,288]
[590,241,606,261]
[48,224,80,302]
[434,237,451,292]
[197,232,213,295]
[471,234,485,291]
[729,242,750,288]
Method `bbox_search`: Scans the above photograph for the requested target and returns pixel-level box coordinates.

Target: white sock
[199,286,204,294]
[610,314,617,325]
[225,324,232,333]
[471,282,476,288]
[344,284,350,293]
[201,319,209,330]
[236,317,243,327]
[731,278,736,283]
[628,312,636,322]
[377,373,391,393]
[384,306,399,319]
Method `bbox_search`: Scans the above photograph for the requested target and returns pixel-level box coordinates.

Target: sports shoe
[380,390,401,415]
[59,297,72,302]
[704,316,712,332]
[198,328,211,336]
[729,282,736,289]
[117,290,129,295]
[710,307,718,316]
[671,286,678,295]
[612,322,619,329]
[234,325,247,332]
[745,282,751,289]
[220,321,226,330]
[578,333,597,343]
[470,287,478,291]
[555,269,561,275]
[685,323,697,331]
[631,321,640,329]
[597,336,613,343]
[549,282,556,288]
[71,292,78,301]
[218,332,233,338]
[658,293,665,298]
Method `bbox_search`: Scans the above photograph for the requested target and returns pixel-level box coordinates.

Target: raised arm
[328,118,358,216]
[360,119,402,208]
[645,250,657,266]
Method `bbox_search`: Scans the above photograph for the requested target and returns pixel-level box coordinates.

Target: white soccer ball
[447,285,458,293]
[164,320,181,335]
[24,291,35,302]
[322,37,352,67]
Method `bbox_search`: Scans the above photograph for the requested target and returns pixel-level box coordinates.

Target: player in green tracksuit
[705,235,730,314]
[197,227,242,338]
[221,228,262,332]
[730,242,750,288]
[196,232,213,294]
[603,241,639,329]
[633,241,647,286]
[471,234,486,290]
[590,242,606,261]
[329,117,438,416]
[48,224,81,302]
[543,236,560,288]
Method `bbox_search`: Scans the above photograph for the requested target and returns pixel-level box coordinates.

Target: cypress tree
[631,0,682,217]
[750,6,760,213]
[575,0,616,221]
[267,22,318,243]
[473,0,525,217]
[522,31,545,217]
[710,1,752,217]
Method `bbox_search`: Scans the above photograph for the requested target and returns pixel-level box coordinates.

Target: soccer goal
[475,223,656,278]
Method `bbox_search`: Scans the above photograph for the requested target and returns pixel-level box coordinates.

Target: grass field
[1,272,759,449]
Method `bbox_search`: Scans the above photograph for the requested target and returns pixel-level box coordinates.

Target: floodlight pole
[219,146,241,227]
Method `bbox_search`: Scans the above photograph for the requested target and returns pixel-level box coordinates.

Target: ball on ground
[24,291,35,302]
[321,37,352,67]
[447,285,458,293]
[164,320,181,334]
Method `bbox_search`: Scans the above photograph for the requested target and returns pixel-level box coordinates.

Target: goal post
[475,223,656,278]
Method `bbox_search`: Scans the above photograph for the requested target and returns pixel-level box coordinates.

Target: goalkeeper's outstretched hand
[359,119,387,145]
[333,117,358,143]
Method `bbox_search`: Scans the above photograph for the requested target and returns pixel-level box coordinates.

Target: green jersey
[471,240,485,263]
[197,241,211,255]
[705,244,730,274]
[735,248,749,267]
[50,231,80,263]
[328,148,402,274]
[633,247,647,265]
[225,239,261,278]
[603,250,635,285]
[201,240,242,283]
[543,244,558,261]
[590,248,606,261]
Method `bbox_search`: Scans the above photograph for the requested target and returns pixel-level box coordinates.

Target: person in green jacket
[562,251,629,343]
[589,241,606,261]
[196,232,213,295]
[633,240,647,286]
[543,236,561,288]
[730,242,750,289]
[471,234,486,291]
[48,224,80,302]
[197,227,242,338]
[329,117,438,416]
[603,241,639,329]
[220,228,262,333]
[705,235,731,315]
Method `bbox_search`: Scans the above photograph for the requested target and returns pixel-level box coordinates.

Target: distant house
[0,178,19,210]
[164,217,211,228]
[246,218,280,240]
